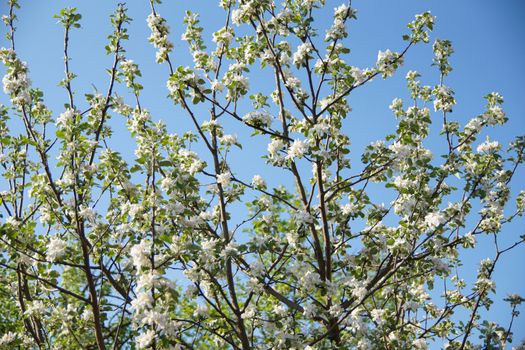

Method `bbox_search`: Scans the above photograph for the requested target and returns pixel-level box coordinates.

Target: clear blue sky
[1,0,524,345]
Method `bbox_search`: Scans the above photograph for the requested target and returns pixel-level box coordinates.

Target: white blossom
[136,329,156,349]
[376,49,403,77]
[160,176,174,191]
[219,134,238,146]
[389,141,413,160]
[79,205,96,223]
[476,137,501,153]
[5,216,20,228]
[293,43,313,67]
[131,291,153,311]
[25,300,46,316]
[120,59,139,75]
[212,27,234,45]
[130,239,151,271]
[217,171,232,187]
[251,174,266,189]
[81,308,93,322]
[241,305,256,319]
[267,138,284,157]
[243,111,272,128]
[47,236,67,262]
[211,79,224,92]
[413,338,428,349]
[424,211,445,230]
[294,209,313,226]
[0,331,17,346]
[300,270,321,291]
[302,303,317,318]
[137,271,161,291]
[128,203,142,218]
[56,109,76,127]
[220,241,238,259]
[370,308,386,325]
[146,13,174,63]
[287,139,308,160]
[433,85,456,112]
[342,202,358,216]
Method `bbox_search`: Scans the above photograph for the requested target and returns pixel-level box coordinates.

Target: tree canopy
[0,0,524,349]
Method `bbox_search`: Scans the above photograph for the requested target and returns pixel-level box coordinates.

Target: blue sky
[1,0,524,346]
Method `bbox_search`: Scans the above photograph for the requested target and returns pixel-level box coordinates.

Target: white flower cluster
[287,139,308,160]
[47,236,67,262]
[243,111,272,128]
[0,332,17,347]
[181,11,201,48]
[476,136,500,154]
[267,138,284,158]
[389,97,404,117]
[219,134,237,147]
[184,154,205,176]
[325,4,351,41]
[231,1,262,26]
[370,308,386,326]
[434,39,454,61]
[465,111,505,139]
[211,79,224,92]
[120,59,140,88]
[190,51,216,73]
[128,108,151,135]
[479,190,505,233]
[292,43,313,67]
[345,277,368,301]
[350,66,369,85]
[130,239,152,271]
[299,270,321,292]
[146,13,174,63]
[463,93,506,145]
[433,85,456,112]
[424,211,445,230]
[193,304,209,318]
[120,59,139,74]
[293,208,314,226]
[129,240,180,348]
[484,106,506,126]
[216,171,232,187]
[56,108,76,127]
[312,118,331,137]
[201,119,221,135]
[406,12,435,44]
[314,54,343,75]
[433,38,454,76]
[265,9,293,36]
[223,63,250,100]
[1,48,32,106]
[413,338,428,350]
[79,205,96,224]
[389,141,413,160]
[474,259,496,294]
[251,174,266,189]
[220,241,238,259]
[394,195,418,217]
[167,67,206,105]
[212,26,234,46]
[24,300,46,316]
[281,69,303,92]
[136,330,155,349]
[376,49,403,78]
[341,202,359,216]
